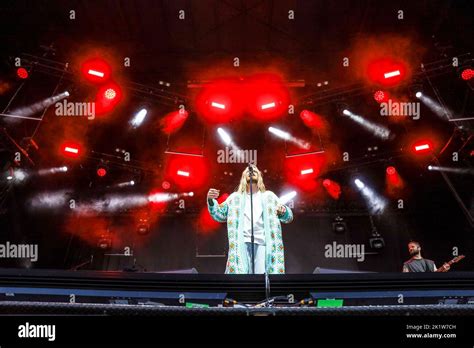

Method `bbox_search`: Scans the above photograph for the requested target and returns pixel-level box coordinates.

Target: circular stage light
[16,67,29,79]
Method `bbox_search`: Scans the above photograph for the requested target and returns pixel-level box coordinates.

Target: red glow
[367,58,407,87]
[461,68,474,81]
[165,153,210,190]
[195,78,244,124]
[16,67,29,79]
[159,110,189,135]
[246,74,290,121]
[373,90,389,103]
[61,142,82,158]
[97,167,107,177]
[95,82,123,115]
[322,178,341,200]
[300,110,326,129]
[195,193,229,234]
[284,153,327,192]
[386,166,404,195]
[81,58,112,83]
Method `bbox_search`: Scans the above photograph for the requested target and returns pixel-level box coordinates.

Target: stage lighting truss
[301,53,472,107]
[14,54,188,108]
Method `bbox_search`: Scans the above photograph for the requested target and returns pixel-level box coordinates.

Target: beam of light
[354,178,365,189]
[13,169,27,182]
[87,69,105,77]
[130,108,148,128]
[279,191,297,204]
[37,166,68,176]
[217,127,232,146]
[148,192,180,203]
[342,109,391,140]
[7,91,70,118]
[261,102,276,110]
[416,92,453,120]
[269,126,290,140]
[353,178,387,214]
[27,190,70,210]
[114,180,136,188]
[427,165,474,175]
[322,178,341,200]
[177,170,190,177]
[301,168,314,175]
[384,70,401,79]
[211,101,226,109]
[268,126,311,150]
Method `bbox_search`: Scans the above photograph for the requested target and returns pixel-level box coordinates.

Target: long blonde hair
[236,165,266,194]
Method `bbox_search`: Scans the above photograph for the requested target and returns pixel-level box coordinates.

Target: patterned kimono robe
[207,190,293,274]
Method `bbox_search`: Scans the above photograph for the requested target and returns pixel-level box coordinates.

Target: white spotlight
[6,175,13,180]
[14,169,27,181]
[279,191,297,204]
[268,127,290,140]
[217,127,232,145]
[342,109,351,116]
[130,108,148,128]
[130,180,135,186]
[354,178,365,189]
[427,165,433,170]
[415,92,422,98]
[64,91,70,97]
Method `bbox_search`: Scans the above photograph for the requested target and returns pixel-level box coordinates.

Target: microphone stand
[249,164,255,274]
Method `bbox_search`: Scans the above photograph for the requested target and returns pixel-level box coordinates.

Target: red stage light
[461,68,474,81]
[413,142,432,153]
[95,82,122,115]
[367,58,407,87]
[97,167,107,177]
[322,178,341,200]
[81,58,112,83]
[211,101,226,109]
[165,153,210,190]
[373,90,388,103]
[195,78,244,124]
[284,153,327,192]
[246,74,290,121]
[386,166,404,194]
[159,110,189,135]
[16,67,29,79]
[61,142,82,158]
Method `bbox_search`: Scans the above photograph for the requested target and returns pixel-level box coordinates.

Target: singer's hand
[207,188,220,200]
[442,263,451,272]
[276,204,286,217]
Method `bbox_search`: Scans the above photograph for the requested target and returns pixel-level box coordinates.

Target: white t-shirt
[243,191,265,245]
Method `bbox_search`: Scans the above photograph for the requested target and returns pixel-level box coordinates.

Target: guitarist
[402,241,451,272]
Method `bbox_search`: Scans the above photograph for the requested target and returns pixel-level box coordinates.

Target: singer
[207,164,294,274]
